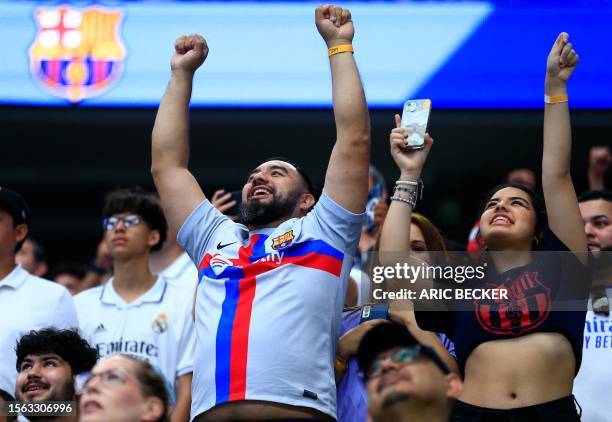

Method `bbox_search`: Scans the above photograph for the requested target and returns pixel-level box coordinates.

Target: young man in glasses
[74,188,195,422]
[14,328,97,421]
[357,323,462,422]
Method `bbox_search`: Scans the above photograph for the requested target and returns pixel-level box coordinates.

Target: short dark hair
[102,187,167,252]
[27,238,46,264]
[0,388,16,422]
[50,261,86,281]
[15,328,98,374]
[578,189,612,203]
[120,355,170,422]
[261,157,316,196]
[481,182,548,248]
[0,388,14,402]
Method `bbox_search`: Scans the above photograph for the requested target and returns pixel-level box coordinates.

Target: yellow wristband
[328,44,354,57]
[544,94,568,104]
[334,356,348,372]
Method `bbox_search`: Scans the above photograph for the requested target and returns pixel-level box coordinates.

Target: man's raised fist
[546,32,579,84]
[171,34,208,74]
[315,5,354,47]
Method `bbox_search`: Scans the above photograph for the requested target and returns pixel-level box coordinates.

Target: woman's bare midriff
[459,332,575,409]
[193,400,335,422]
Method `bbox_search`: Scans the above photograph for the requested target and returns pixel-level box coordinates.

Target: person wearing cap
[0,187,79,398]
[358,323,462,422]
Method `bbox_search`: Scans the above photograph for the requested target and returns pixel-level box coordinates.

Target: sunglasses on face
[102,214,142,231]
[366,345,450,380]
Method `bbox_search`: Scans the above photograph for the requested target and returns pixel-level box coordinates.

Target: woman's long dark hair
[480,182,548,251]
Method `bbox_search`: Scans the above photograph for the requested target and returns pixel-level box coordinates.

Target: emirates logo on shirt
[475,271,551,336]
[151,312,169,334]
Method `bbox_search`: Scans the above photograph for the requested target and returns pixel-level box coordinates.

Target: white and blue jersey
[74,276,195,388]
[178,192,363,420]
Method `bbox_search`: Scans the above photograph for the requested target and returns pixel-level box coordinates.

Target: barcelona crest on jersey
[29,5,126,103]
[271,230,294,250]
[476,271,552,336]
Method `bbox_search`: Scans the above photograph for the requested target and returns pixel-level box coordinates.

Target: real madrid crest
[151,312,168,334]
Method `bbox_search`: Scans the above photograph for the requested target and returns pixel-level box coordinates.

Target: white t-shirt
[159,252,198,290]
[0,265,78,394]
[178,192,363,420]
[74,276,195,386]
[573,287,612,422]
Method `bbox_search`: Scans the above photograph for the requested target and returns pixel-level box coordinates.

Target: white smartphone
[400,99,432,149]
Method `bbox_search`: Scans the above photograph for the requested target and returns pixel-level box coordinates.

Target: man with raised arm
[151,5,369,421]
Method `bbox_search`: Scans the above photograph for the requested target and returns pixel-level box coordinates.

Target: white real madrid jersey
[159,251,199,290]
[0,265,79,394]
[74,275,195,386]
[178,193,364,420]
[573,287,612,422]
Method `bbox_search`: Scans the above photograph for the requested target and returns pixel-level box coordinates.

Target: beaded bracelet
[395,178,424,201]
[391,194,416,208]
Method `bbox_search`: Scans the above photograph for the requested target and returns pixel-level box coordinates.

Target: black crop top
[415,229,590,375]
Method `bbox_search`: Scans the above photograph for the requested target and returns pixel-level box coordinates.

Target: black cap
[0,187,31,225]
[357,323,450,377]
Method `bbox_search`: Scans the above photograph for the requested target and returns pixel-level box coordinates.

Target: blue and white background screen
[1,0,610,108]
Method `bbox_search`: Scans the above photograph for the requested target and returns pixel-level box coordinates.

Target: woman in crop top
[379,33,588,421]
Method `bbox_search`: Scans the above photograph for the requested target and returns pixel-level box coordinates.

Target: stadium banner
[0,1,610,108]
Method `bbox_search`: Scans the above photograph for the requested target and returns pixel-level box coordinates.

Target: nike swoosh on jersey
[217,241,238,250]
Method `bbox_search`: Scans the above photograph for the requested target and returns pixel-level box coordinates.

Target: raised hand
[315,5,354,47]
[210,189,237,214]
[546,32,579,88]
[389,114,434,179]
[337,319,388,362]
[171,34,208,74]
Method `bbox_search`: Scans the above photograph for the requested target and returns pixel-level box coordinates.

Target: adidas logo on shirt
[94,323,106,333]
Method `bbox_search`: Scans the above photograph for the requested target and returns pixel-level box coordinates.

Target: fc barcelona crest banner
[0,1,609,107]
[29,5,126,103]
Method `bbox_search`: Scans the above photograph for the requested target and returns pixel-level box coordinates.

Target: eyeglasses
[103,214,141,231]
[366,345,450,380]
[83,368,132,389]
